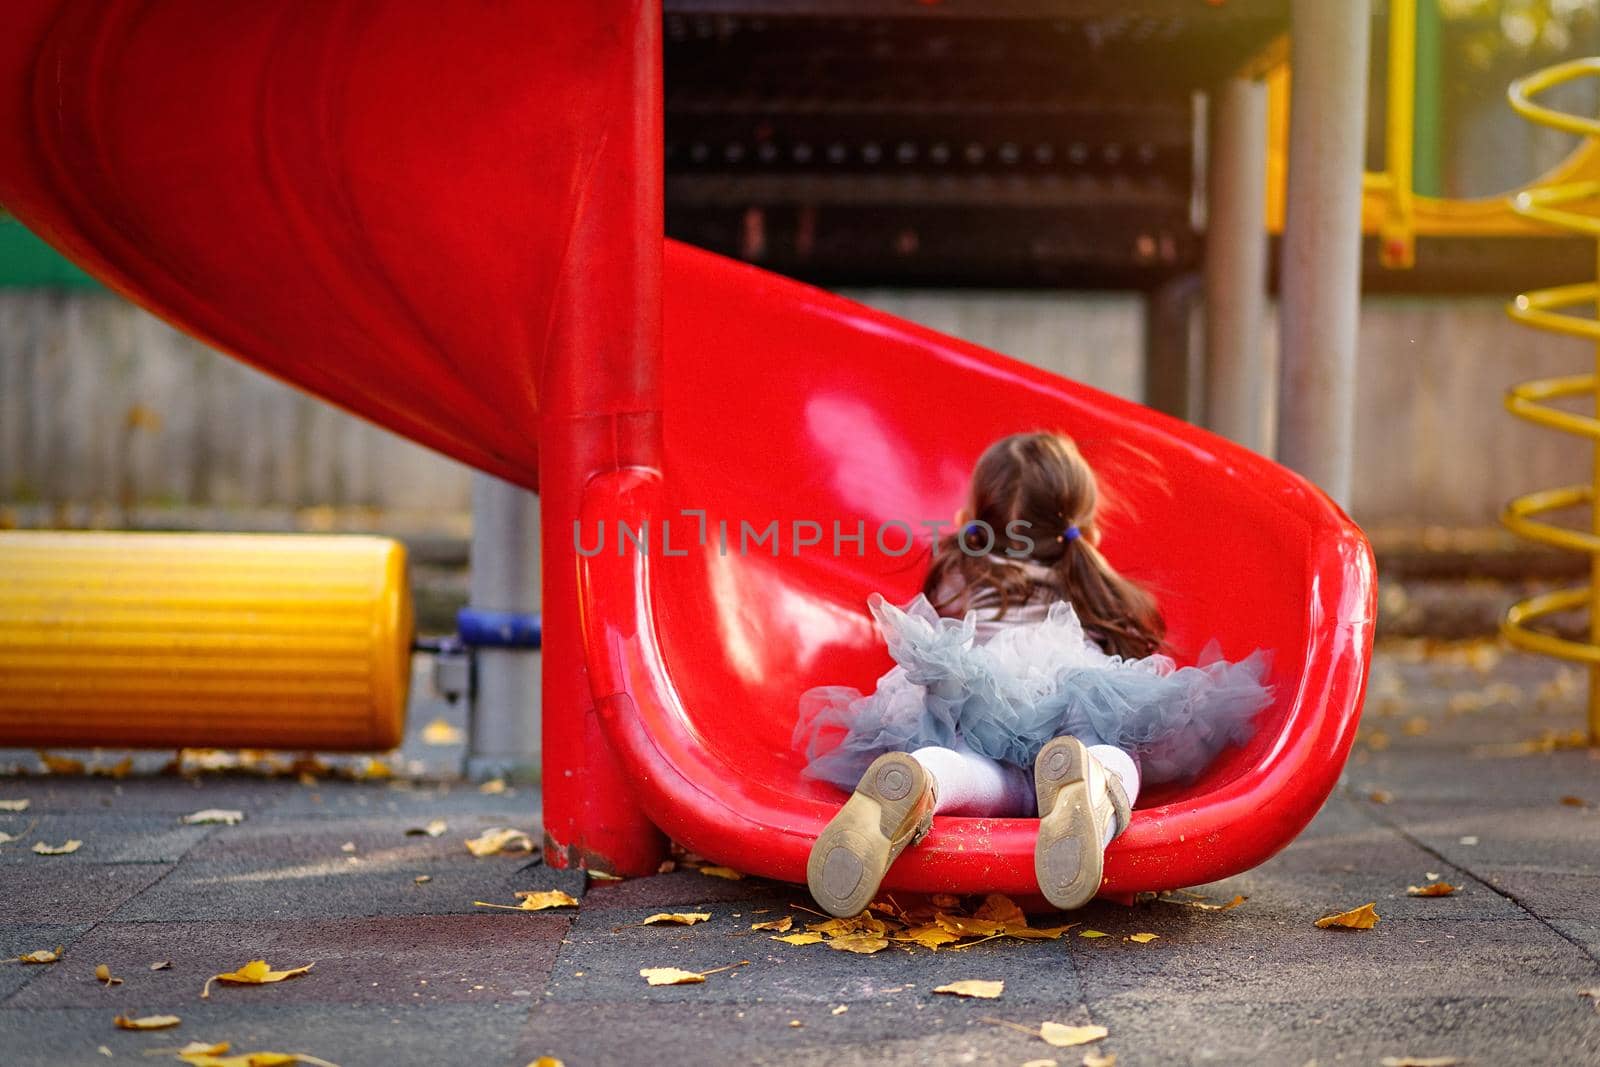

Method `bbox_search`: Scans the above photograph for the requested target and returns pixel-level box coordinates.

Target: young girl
[795,431,1272,917]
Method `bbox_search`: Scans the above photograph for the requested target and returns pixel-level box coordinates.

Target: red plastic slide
[0,2,1373,897]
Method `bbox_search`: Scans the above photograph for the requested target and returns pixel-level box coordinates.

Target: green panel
[0,215,100,288]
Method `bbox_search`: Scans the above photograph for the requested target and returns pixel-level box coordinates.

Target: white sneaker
[1033,736,1131,910]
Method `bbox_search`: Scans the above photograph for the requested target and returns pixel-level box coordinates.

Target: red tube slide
[0,1,1373,896]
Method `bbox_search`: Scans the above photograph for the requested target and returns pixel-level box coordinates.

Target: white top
[932,556,1062,644]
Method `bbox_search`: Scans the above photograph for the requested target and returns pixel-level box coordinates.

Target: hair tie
[1061,525,1082,543]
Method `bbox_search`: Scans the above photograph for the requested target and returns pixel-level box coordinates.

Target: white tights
[910,738,1141,847]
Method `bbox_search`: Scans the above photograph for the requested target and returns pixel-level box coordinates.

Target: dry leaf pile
[767,894,1077,955]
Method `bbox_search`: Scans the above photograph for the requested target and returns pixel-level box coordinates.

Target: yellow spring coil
[1503,58,1600,743]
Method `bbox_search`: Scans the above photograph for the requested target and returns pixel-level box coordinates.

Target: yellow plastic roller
[0,532,412,751]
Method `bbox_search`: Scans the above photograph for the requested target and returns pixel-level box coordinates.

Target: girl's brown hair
[922,432,1165,660]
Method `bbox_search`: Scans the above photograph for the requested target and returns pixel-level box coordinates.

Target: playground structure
[1500,57,1600,745]
[0,2,1379,895]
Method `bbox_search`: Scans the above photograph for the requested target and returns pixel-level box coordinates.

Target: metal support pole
[466,472,541,779]
[1277,0,1371,508]
[1144,273,1202,422]
[1204,76,1272,454]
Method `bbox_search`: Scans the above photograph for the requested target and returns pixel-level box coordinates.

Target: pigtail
[1055,535,1164,660]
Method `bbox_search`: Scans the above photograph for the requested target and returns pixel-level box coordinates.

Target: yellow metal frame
[1502,57,1600,743]
[1265,3,1600,252]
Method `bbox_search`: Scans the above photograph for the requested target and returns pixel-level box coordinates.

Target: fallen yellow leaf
[39,753,85,775]
[182,809,244,826]
[1078,930,1108,939]
[1406,882,1457,897]
[642,912,711,926]
[151,960,173,970]
[586,870,622,882]
[1379,1058,1460,1067]
[479,778,507,795]
[831,1005,848,1016]
[421,718,465,745]
[176,1041,231,1057]
[352,757,392,781]
[1020,1061,1059,1067]
[1127,933,1159,944]
[933,979,1004,999]
[1315,902,1379,930]
[1560,795,1587,808]
[826,933,890,954]
[639,967,705,986]
[464,827,535,857]
[972,894,1026,925]
[95,963,123,986]
[413,875,432,884]
[1580,987,1600,1011]
[0,799,30,812]
[893,923,963,950]
[771,932,824,946]
[1164,893,1247,912]
[808,915,888,938]
[405,819,448,838]
[525,1059,565,1067]
[999,921,1079,942]
[698,865,743,880]
[751,916,792,932]
[1040,1022,1109,1048]
[15,946,63,964]
[639,960,748,986]
[113,1013,181,1030]
[1083,1053,1117,1067]
[177,1046,338,1067]
[932,913,1005,938]
[93,756,134,779]
[32,839,82,855]
[1369,790,1394,804]
[201,959,314,999]
[475,890,580,912]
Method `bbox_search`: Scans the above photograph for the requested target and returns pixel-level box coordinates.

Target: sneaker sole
[807,752,930,918]
[1034,736,1105,910]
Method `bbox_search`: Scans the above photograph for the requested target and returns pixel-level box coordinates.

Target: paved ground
[2,641,1599,1067]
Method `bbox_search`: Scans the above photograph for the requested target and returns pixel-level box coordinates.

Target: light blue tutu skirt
[794,593,1273,791]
